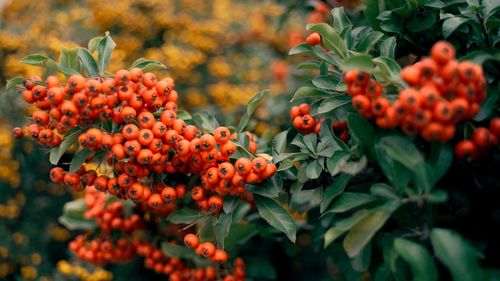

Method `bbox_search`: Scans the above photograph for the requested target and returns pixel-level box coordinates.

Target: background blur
[0,1,348,280]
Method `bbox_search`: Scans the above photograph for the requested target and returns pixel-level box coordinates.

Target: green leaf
[342,54,374,73]
[193,112,220,132]
[425,0,445,8]
[237,90,268,134]
[394,238,438,281]
[97,32,116,74]
[325,192,377,214]
[428,189,448,203]
[77,48,99,77]
[69,149,93,172]
[431,228,484,281]
[289,43,314,56]
[407,12,437,32]
[375,143,411,192]
[59,47,80,71]
[427,143,453,186]
[307,23,348,58]
[350,243,372,272]
[331,7,352,32]
[312,75,340,90]
[176,110,192,121]
[88,36,103,53]
[130,58,167,72]
[58,199,96,231]
[21,54,58,71]
[344,201,400,257]
[474,89,498,121]
[321,174,352,213]
[6,77,25,90]
[247,175,282,198]
[442,17,470,38]
[49,127,81,165]
[364,0,382,30]
[318,96,351,114]
[290,86,330,102]
[370,183,399,200]
[355,31,384,53]
[378,135,431,193]
[272,130,288,155]
[167,208,208,224]
[380,37,397,58]
[306,160,322,179]
[324,209,374,247]
[327,151,349,176]
[223,196,239,214]
[214,213,232,248]
[255,195,297,242]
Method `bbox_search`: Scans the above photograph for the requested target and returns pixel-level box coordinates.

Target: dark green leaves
[49,127,81,165]
[394,238,438,281]
[255,195,297,242]
[237,90,268,134]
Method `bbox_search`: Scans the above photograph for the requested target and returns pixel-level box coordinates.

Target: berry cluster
[455,118,500,161]
[184,234,228,263]
[14,68,276,213]
[290,103,318,134]
[83,186,144,233]
[136,241,245,281]
[345,41,486,142]
[68,235,136,266]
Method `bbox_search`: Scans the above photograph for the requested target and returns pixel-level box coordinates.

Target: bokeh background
[0,1,359,280]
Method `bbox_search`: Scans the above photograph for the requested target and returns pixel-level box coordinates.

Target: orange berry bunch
[184,234,229,264]
[136,240,241,281]
[83,187,144,233]
[345,41,486,142]
[290,103,317,134]
[455,118,500,161]
[14,67,277,215]
[332,120,349,143]
[68,235,136,266]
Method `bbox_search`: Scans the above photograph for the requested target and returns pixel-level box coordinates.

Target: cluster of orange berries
[69,235,136,266]
[183,234,228,263]
[14,68,276,213]
[346,41,487,142]
[290,103,318,134]
[136,241,246,281]
[455,118,500,161]
[83,186,144,233]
